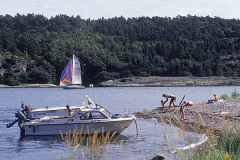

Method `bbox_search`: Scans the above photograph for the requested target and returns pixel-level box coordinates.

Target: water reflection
[18,132,130,145]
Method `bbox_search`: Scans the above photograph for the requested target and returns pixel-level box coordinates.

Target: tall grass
[193,129,240,160]
[60,127,118,160]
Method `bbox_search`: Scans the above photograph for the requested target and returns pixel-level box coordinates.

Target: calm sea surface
[0,86,239,160]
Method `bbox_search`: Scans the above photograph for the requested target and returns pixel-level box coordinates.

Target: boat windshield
[80,111,108,120]
[101,109,114,118]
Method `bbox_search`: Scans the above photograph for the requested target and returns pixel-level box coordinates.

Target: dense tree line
[0,14,240,86]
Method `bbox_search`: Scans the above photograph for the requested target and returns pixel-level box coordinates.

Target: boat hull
[22,118,135,136]
[63,85,85,89]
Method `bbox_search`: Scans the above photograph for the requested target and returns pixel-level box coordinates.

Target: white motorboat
[7,95,136,137]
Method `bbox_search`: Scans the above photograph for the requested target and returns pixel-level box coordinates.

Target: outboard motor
[6,102,31,128]
[15,111,26,121]
[6,110,26,128]
[6,110,28,137]
[6,102,31,137]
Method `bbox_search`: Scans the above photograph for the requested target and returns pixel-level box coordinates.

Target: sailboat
[60,54,85,89]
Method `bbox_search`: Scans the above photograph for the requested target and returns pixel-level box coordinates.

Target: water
[0,86,239,160]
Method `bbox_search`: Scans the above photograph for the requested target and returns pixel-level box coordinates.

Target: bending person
[162,94,176,111]
[180,101,194,120]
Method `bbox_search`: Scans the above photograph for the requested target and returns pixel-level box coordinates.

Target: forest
[0,14,240,86]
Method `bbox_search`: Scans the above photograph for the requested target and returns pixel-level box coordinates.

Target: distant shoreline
[0,84,60,88]
[97,76,240,87]
[1,76,240,88]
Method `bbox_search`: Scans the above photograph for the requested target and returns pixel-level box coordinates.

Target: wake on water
[171,134,208,153]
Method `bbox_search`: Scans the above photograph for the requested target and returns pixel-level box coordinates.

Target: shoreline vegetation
[1,76,240,88]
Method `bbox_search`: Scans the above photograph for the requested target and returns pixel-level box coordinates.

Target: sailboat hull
[63,85,85,89]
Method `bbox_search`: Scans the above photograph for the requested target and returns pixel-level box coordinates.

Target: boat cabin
[78,108,114,120]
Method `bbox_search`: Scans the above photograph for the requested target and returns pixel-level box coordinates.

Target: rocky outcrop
[0,53,27,76]
[97,76,240,87]
[220,55,240,69]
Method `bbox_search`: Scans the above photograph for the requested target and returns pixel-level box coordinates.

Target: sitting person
[214,93,219,102]
[208,93,219,103]
[66,105,74,116]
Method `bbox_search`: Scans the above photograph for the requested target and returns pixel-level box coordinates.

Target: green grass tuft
[231,89,240,99]
[220,94,229,100]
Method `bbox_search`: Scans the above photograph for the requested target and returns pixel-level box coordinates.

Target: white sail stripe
[72,54,82,85]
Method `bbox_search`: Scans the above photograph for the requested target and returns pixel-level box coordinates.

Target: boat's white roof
[30,105,105,112]
[31,106,83,112]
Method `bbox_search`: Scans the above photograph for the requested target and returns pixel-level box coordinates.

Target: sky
[0,0,239,20]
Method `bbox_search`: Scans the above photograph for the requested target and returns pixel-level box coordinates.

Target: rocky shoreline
[0,83,59,88]
[98,76,240,87]
[1,76,240,88]
[134,97,240,135]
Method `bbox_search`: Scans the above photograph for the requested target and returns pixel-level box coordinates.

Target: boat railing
[85,95,97,107]
[121,107,132,117]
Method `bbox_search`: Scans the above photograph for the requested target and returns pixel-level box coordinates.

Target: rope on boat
[121,108,126,115]
[134,120,138,135]
[127,120,138,135]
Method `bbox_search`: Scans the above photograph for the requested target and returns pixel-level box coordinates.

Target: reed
[156,101,240,160]
[60,126,118,160]
[192,128,240,160]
